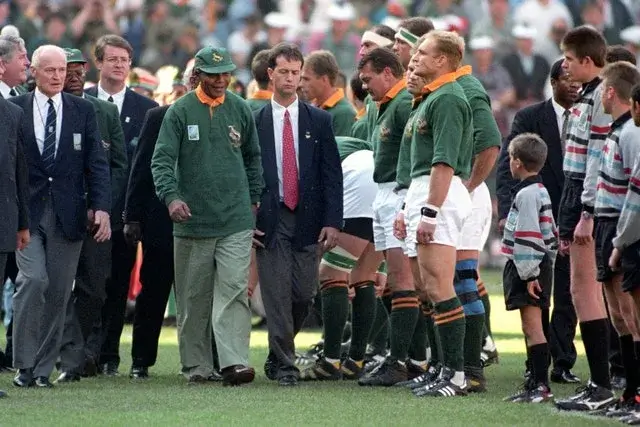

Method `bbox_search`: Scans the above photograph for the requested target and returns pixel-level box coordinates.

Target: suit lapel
[297,103,312,186]
[258,103,278,190]
[121,89,136,141]
[23,93,42,168]
[542,100,565,185]
[55,93,75,172]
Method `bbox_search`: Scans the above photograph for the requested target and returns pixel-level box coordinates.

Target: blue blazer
[254,101,343,249]
[84,86,159,163]
[10,92,111,242]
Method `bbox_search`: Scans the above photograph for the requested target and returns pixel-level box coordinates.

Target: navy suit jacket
[85,85,158,223]
[496,99,565,221]
[85,86,159,161]
[254,101,343,249]
[10,92,111,242]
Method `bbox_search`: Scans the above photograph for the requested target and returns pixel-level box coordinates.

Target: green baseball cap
[64,48,87,64]
[194,46,236,74]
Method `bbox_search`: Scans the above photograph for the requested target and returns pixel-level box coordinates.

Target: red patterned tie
[282,110,299,210]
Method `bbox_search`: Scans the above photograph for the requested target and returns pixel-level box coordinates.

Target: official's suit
[496,99,577,373]
[0,98,29,287]
[502,53,550,104]
[10,91,110,379]
[59,94,127,374]
[254,100,343,379]
[123,105,175,369]
[85,85,157,370]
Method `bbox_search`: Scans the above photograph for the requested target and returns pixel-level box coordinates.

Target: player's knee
[454,259,484,316]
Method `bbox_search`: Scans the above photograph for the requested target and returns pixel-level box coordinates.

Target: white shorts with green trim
[457,182,492,251]
[321,246,388,275]
[373,183,406,251]
[405,175,472,256]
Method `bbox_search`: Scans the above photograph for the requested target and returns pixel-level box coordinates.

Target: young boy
[502,133,558,403]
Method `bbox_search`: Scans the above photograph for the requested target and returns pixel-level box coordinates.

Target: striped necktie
[9,88,17,97]
[108,95,114,103]
[42,99,57,171]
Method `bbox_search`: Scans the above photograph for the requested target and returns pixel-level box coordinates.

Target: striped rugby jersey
[502,176,559,281]
[613,124,640,249]
[562,77,611,211]
[595,112,640,218]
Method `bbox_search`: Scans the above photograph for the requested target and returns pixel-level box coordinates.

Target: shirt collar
[34,87,62,109]
[551,98,567,117]
[611,111,632,131]
[511,174,543,195]
[271,96,299,114]
[455,65,472,78]
[378,78,406,107]
[0,80,11,97]
[581,76,602,97]
[422,71,458,95]
[355,106,366,120]
[97,82,127,101]
[250,89,273,100]
[319,88,344,109]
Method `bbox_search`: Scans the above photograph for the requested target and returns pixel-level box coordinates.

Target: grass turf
[1,269,622,426]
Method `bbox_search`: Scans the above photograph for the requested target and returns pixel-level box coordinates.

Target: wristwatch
[581,211,593,220]
[421,206,438,218]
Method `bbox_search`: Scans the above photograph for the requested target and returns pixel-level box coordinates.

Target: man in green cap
[152,46,264,386]
[55,47,128,382]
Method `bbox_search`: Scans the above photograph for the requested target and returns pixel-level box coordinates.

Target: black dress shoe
[130,366,149,379]
[187,374,207,385]
[55,372,81,383]
[264,353,278,381]
[13,369,34,388]
[550,368,580,384]
[278,375,298,387]
[207,370,223,382]
[34,377,54,388]
[100,362,119,376]
[82,357,98,377]
[222,365,255,386]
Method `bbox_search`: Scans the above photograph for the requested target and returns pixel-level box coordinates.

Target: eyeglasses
[104,57,131,65]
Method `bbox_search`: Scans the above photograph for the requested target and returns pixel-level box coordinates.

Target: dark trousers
[256,207,319,379]
[3,252,18,367]
[548,253,578,371]
[59,238,112,371]
[97,230,138,366]
[131,238,174,368]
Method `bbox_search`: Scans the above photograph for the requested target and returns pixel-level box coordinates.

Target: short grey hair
[0,35,26,62]
[31,45,66,68]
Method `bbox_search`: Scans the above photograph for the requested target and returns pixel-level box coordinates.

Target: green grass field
[0,269,623,426]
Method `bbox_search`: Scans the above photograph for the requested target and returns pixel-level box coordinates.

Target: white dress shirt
[271,96,300,200]
[97,82,126,115]
[0,80,14,99]
[552,97,568,137]
[33,88,63,156]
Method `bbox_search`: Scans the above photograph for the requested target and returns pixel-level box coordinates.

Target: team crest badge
[228,125,241,147]
[404,119,413,138]
[415,118,427,134]
[212,53,224,62]
[379,124,391,141]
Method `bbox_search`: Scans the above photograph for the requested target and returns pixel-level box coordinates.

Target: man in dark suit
[84,34,158,376]
[57,48,127,382]
[496,59,581,383]
[254,43,343,387]
[502,25,551,109]
[0,55,30,398]
[10,45,111,388]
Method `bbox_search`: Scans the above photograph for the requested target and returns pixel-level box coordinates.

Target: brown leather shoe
[221,365,255,386]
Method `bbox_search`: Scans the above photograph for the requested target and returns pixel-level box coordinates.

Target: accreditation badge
[187,125,200,141]
[73,133,82,151]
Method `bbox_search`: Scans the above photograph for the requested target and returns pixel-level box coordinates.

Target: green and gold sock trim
[434,306,465,326]
[320,279,349,291]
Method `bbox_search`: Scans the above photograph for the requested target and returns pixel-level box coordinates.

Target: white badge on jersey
[188,125,200,141]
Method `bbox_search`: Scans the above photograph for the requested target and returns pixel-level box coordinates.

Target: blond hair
[424,30,465,70]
